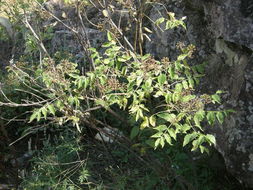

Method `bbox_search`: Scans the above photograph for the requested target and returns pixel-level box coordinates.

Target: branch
[24,15,50,57]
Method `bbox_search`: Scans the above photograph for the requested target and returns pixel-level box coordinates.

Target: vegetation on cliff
[0,0,242,189]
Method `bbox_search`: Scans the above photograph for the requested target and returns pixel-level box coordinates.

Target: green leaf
[177,53,188,61]
[136,108,144,121]
[68,96,75,105]
[75,122,81,133]
[200,145,209,154]
[136,76,143,87]
[107,31,113,42]
[223,109,235,116]
[193,116,201,128]
[140,117,149,130]
[216,90,224,94]
[216,112,224,124]
[154,91,164,98]
[194,110,205,128]
[84,78,89,89]
[175,83,183,93]
[154,138,161,149]
[211,94,221,104]
[36,110,41,122]
[121,66,128,75]
[172,92,180,103]
[154,125,167,132]
[29,111,38,123]
[183,133,197,147]
[155,17,165,25]
[47,104,56,116]
[165,92,172,103]
[182,95,195,102]
[151,132,163,138]
[206,112,215,125]
[149,115,156,127]
[117,57,127,62]
[181,123,191,133]
[145,78,152,88]
[158,74,166,85]
[164,134,172,145]
[77,78,82,89]
[168,128,177,140]
[89,47,97,52]
[168,67,175,79]
[141,54,151,61]
[102,9,109,17]
[157,113,176,123]
[41,107,47,119]
[197,135,205,145]
[143,27,153,33]
[102,42,113,48]
[177,113,185,121]
[95,99,109,109]
[174,61,182,71]
[182,80,188,89]
[55,100,64,111]
[130,126,139,139]
[188,77,195,88]
[104,58,110,64]
[160,137,165,148]
[206,134,216,145]
[191,139,200,151]
[195,64,205,74]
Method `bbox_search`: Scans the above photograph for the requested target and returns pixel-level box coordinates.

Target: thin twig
[24,15,50,57]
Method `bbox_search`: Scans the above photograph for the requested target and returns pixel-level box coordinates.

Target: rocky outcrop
[206,40,253,187]
[203,0,253,50]
[145,0,253,187]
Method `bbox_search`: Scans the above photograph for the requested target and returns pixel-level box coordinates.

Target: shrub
[0,0,232,153]
[0,1,235,189]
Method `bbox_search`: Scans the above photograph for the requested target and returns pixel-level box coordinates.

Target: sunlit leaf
[155,17,165,25]
[206,134,216,145]
[157,113,176,123]
[107,31,113,41]
[158,74,166,85]
[168,128,176,140]
[164,134,172,145]
[151,132,163,138]
[160,137,165,148]
[140,117,149,129]
[183,133,198,147]
[154,138,161,149]
[175,83,183,93]
[207,112,215,125]
[102,9,109,17]
[154,125,167,131]
[149,115,156,127]
[211,94,221,104]
[47,104,56,116]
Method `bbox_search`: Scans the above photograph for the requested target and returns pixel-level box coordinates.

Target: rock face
[203,0,253,50]
[145,0,253,187]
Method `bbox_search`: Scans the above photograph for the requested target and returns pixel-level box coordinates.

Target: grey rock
[203,0,253,50]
